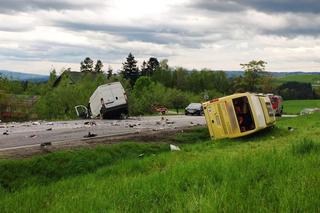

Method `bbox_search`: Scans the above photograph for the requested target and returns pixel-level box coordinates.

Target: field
[283,100,320,114]
[0,112,319,212]
[274,73,320,86]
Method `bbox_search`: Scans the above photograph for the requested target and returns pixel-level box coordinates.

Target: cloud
[190,0,245,12]
[191,0,320,14]
[0,0,102,13]
[242,0,320,14]
[0,0,320,74]
[54,20,212,48]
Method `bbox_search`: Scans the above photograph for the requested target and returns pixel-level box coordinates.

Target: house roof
[53,71,99,87]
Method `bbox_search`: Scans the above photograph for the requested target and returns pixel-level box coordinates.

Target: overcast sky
[0,0,319,74]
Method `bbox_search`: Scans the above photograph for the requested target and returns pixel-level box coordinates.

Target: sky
[0,0,319,75]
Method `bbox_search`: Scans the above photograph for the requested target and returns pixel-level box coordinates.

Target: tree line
[0,53,319,120]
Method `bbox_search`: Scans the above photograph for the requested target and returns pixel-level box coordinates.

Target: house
[53,71,99,87]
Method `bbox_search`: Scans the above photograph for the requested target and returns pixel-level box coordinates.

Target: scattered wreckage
[203,92,276,140]
[300,108,320,115]
[267,94,283,116]
[152,105,168,115]
[75,82,128,119]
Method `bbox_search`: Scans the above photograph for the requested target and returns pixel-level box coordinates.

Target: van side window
[233,96,255,132]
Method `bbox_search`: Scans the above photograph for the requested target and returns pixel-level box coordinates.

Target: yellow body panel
[203,93,276,140]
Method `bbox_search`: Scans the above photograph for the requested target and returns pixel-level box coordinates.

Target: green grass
[274,73,320,86]
[0,114,320,212]
[283,99,320,114]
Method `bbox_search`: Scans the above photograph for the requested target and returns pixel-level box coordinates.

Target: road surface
[0,115,205,151]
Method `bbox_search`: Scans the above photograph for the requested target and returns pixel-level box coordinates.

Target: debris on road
[84,132,97,138]
[166,120,175,124]
[84,121,97,126]
[300,108,320,115]
[0,115,206,152]
[32,121,40,125]
[170,144,181,151]
[40,142,52,147]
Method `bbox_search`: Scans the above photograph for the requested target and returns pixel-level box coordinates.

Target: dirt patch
[0,126,198,159]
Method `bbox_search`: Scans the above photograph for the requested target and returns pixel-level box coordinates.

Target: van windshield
[232,96,255,132]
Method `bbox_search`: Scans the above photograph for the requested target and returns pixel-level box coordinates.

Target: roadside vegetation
[1,55,319,121]
[0,113,319,212]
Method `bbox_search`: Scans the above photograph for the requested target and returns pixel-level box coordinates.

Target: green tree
[240,60,267,92]
[140,61,148,76]
[94,60,104,73]
[146,57,159,76]
[47,69,57,88]
[152,59,172,88]
[107,66,113,79]
[169,89,188,114]
[80,57,94,72]
[121,53,139,87]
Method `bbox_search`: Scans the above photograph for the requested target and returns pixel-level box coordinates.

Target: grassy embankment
[0,113,320,212]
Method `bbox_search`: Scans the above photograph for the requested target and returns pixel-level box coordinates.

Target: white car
[185,103,203,116]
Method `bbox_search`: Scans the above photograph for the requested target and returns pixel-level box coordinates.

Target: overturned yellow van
[202,93,276,140]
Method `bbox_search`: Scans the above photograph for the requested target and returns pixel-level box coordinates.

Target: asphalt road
[0,115,206,151]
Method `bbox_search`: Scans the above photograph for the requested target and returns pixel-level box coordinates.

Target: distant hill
[0,70,49,82]
[224,70,320,88]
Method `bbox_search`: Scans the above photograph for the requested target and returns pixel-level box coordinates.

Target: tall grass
[0,143,168,192]
[292,138,320,155]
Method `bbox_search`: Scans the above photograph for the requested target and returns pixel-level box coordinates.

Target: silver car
[185,103,203,116]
